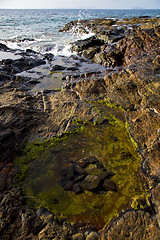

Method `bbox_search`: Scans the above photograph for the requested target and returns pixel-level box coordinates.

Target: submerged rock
[61,157,116,194]
[103,178,117,192]
[0,16,160,240]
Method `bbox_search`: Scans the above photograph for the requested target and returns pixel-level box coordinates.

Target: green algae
[97,98,125,112]
[14,104,148,230]
[14,126,84,181]
[131,192,151,210]
[24,126,84,160]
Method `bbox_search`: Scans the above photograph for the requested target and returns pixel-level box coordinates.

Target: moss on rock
[14,103,147,230]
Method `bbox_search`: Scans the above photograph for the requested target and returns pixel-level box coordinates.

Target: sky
[0,0,160,9]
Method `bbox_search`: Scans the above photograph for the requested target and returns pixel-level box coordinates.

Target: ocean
[0,9,160,56]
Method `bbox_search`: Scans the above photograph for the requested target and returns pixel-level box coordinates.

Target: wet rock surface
[0,17,160,239]
[60,156,116,193]
[62,17,160,68]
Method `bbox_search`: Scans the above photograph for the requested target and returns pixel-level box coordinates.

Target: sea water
[0,9,160,56]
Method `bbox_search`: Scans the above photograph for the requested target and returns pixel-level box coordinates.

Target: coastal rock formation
[101,210,160,240]
[0,16,160,239]
[69,18,160,68]
[60,156,116,193]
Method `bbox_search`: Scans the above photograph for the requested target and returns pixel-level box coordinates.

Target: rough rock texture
[101,210,160,240]
[60,17,160,239]
[0,17,160,239]
[60,157,116,193]
[63,17,160,68]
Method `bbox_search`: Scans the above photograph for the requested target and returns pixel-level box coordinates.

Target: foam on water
[0,9,159,57]
[1,28,94,57]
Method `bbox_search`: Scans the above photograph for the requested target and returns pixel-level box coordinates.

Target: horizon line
[0,8,160,10]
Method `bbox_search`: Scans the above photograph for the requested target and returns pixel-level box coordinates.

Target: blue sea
[0,9,160,56]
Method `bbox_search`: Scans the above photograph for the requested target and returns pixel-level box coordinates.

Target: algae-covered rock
[60,158,115,193]
[82,174,101,191]
[1,15,160,240]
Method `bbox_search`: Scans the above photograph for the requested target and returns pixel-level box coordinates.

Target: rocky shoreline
[0,16,160,239]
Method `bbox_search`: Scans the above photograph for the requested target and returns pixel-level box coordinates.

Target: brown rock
[86,231,99,240]
[61,163,75,180]
[73,183,83,194]
[72,233,84,240]
[103,178,117,192]
[82,174,101,191]
[151,183,160,226]
[101,210,160,240]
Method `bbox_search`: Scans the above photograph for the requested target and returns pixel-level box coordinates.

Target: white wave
[69,23,95,41]
[1,21,95,58]
[50,44,71,56]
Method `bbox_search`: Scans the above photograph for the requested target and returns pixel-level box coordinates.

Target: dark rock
[64,180,73,191]
[74,164,86,176]
[80,46,100,59]
[103,178,117,191]
[86,157,99,164]
[96,33,125,44]
[73,183,83,194]
[71,36,104,53]
[60,177,67,187]
[61,163,87,190]
[66,66,79,71]
[0,17,160,240]
[60,18,116,34]
[26,48,37,54]
[1,57,46,74]
[44,53,54,61]
[0,43,9,51]
[20,38,34,42]
[76,158,89,168]
[96,162,105,169]
[36,206,55,220]
[50,65,66,71]
[82,175,102,192]
[0,129,14,148]
[138,16,150,19]
[0,71,12,82]
[73,174,87,183]
[0,172,7,191]
[61,163,75,180]
[81,165,115,192]
[99,171,115,180]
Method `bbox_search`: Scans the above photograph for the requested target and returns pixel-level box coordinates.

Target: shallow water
[30,72,63,93]
[15,55,106,93]
[17,106,145,230]
[0,51,21,61]
[0,9,159,56]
